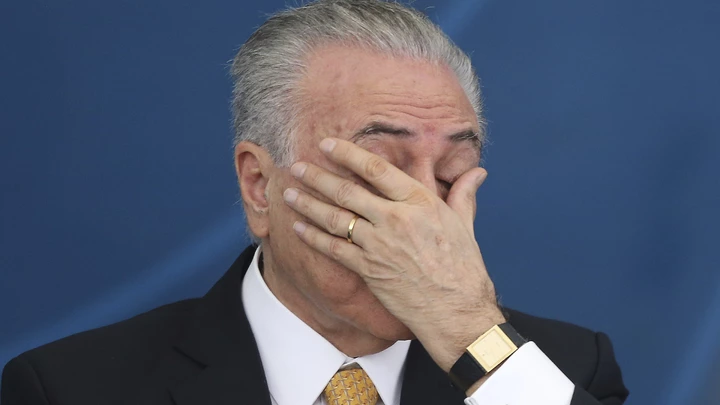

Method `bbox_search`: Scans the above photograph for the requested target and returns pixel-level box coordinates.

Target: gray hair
[230,0,485,167]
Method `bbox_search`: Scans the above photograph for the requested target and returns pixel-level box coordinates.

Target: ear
[234,141,273,239]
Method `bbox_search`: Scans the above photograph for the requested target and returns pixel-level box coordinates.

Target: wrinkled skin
[234,44,504,390]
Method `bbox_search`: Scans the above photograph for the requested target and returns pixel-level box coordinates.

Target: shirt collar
[242,247,410,405]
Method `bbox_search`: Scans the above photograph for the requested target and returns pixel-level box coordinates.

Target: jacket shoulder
[506,308,628,402]
[506,308,599,347]
[24,298,199,362]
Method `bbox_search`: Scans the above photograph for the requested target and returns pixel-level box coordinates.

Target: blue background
[1,1,719,404]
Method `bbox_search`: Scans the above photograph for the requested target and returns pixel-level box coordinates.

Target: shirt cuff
[464,342,574,405]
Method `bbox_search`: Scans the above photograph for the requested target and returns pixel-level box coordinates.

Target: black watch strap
[498,322,527,347]
[448,322,526,392]
[448,351,487,392]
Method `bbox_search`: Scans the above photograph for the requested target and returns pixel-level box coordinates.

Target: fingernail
[319,138,337,153]
[283,188,298,204]
[291,162,307,178]
[293,221,307,234]
[477,171,488,185]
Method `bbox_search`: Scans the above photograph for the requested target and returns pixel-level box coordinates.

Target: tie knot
[324,368,379,405]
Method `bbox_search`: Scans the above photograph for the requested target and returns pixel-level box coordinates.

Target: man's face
[264,44,481,342]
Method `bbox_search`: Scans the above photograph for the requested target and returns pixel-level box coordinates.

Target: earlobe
[234,142,272,238]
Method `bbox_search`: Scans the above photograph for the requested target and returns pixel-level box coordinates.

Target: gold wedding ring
[347,215,360,244]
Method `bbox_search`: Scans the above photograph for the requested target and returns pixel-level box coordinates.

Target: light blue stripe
[436,0,493,37]
[661,281,720,405]
[0,210,248,363]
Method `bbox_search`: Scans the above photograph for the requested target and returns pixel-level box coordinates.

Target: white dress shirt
[242,247,575,405]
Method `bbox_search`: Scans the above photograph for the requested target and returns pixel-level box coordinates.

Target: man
[1,1,628,404]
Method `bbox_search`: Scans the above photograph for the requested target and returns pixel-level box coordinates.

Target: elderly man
[2,1,628,404]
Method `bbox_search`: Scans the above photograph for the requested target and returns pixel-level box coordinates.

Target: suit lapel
[167,246,272,405]
[400,340,466,405]
[158,245,466,405]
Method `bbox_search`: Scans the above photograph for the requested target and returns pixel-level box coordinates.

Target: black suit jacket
[2,246,628,405]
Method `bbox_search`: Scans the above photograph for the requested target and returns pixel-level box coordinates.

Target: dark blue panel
[1,1,718,404]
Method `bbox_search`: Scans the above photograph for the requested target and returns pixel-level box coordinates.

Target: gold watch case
[466,324,519,372]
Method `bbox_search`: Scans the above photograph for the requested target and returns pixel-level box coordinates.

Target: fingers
[284,187,371,247]
[446,168,487,231]
[290,160,385,224]
[292,220,365,272]
[317,138,426,203]
[290,137,482,237]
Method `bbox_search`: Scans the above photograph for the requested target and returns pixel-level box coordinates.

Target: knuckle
[325,209,342,232]
[406,188,431,205]
[328,238,344,259]
[334,181,356,205]
[293,192,308,209]
[465,192,477,207]
[338,144,353,160]
[305,166,322,185]
[364,156,388,180]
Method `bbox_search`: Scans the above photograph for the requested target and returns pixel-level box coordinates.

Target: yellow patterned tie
[324,368,379,405]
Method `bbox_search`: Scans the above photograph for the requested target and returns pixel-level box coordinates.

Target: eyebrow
[352,121,482,151]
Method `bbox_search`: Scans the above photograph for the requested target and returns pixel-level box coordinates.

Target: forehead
[297,44,479,133]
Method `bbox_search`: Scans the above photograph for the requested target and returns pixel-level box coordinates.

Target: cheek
[269,176,302,225]
[266,180,368,300]
[309,258,368,302]
[276,233,369,308]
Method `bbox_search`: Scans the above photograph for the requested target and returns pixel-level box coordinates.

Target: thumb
[446,167,487,229]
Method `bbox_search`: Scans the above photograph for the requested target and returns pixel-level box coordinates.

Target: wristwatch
[448,322,527,392]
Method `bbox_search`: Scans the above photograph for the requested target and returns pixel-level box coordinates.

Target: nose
[404,162,439,197]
